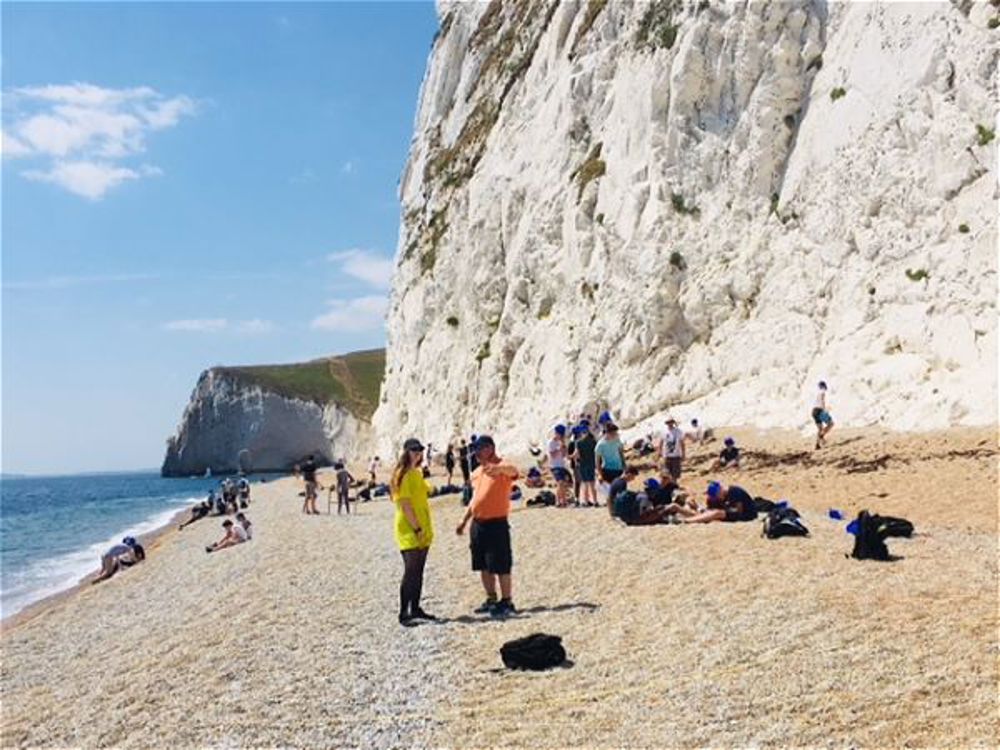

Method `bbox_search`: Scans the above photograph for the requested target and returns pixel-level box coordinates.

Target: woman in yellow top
[391,437,436,626]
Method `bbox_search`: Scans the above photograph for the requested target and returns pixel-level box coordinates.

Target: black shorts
[724,506,758,523]
[552,466,571,483]
[664,457,683,479]
[470,518,512,575]
[600,468,623,483]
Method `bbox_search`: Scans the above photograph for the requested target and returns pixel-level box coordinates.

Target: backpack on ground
[527,490,556,507]
[500,633,567,671]
[762,506,809,538]
[849,510,915,560]
[613,490,640,523]
[753,497,776,513]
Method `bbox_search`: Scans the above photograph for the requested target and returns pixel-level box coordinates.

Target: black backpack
[850,510,914,561]
[762,506,809,538]
[613,490,640,522]
[753,497,777,513]
[500,633,566,670]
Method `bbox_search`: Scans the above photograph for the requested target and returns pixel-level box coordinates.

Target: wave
[0,495,202,620]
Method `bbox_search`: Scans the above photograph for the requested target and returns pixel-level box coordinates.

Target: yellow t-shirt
[393,468,434,550]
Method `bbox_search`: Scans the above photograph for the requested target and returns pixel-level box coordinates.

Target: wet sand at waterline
[2,426,996,748]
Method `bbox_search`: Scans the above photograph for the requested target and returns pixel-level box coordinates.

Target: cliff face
[162,351,384,477]
[373,0,997,453]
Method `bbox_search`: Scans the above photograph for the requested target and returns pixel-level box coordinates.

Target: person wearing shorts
[812,381,834,449]
[574,422,598,507]
[595,423,626,483]
[456,435,519,618]
[659,417,686,480]
[299,455,323,515]
[670,481,757,524]
[547,424,571,507]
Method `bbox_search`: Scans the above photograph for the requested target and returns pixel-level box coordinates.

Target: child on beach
[330,462,354,515]
[595,423,626,505]
[713,437,741,471]
[668,481,757,524]
[205,518,248,553]
[812,381,834,449]
[391,438,436,626]
[92,537,145,582]
[235,512,253,540]
[547,424,571,507]
[658,417,686,480]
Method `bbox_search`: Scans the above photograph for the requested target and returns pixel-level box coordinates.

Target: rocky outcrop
[374,0,997,454]
[162,351,384,476]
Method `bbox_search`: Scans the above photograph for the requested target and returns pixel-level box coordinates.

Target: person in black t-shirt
[458,439,471,485]
[670,481,757,524]
[299,455,324,515]
[713,437,741,471]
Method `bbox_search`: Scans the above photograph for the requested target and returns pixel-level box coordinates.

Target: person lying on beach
[205,519,248,553]
[179,501,211,530]
[92,537,146,583]
[236,512,253,540]
[668,481,758,524]
[712,438,741,471]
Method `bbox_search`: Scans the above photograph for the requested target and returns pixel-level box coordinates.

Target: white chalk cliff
[374,0,998,453]
[162,369,366,476]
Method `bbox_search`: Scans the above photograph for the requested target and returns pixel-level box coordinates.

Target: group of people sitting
[205,512,253,553]
[179,476,252,531]
[608,467,757,526]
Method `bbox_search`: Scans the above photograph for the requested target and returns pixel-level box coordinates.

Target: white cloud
[162,318,228,333]
[310,296,388,331]
[327,248,394,290]
[22,161,162,201]
[161,318,277,334]
[3,273,158,290]
[340,160,354,175]
[3,82,196,199]
[235,319,277,335]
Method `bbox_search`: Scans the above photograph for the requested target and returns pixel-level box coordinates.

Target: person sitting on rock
[713,437,741,471]
[205,518,248,553]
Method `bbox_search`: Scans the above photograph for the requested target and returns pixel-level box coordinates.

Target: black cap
[473,435,495,450]
[403,438,425,452]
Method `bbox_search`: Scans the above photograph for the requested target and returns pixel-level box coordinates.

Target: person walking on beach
[368,456,381,484]
[812,381,834,449]
[445,444,456,484]
[456,435,520,618]
[332,462,354,515]
[658,417,686,481]
[391,438,436,626]
[300,455,323,515]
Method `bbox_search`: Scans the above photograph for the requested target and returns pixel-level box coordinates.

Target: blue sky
[2,1,439,474]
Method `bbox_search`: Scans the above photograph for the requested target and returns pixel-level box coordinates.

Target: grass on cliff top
[219,348,385,421]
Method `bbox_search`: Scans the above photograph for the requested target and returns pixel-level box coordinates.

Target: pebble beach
[2,426,997,748]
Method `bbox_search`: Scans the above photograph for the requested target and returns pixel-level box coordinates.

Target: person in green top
[391,437,437,626]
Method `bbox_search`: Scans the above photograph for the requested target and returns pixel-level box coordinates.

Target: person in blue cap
[670,481,757,524]
[547,424,571,507]
[713,437,741,471]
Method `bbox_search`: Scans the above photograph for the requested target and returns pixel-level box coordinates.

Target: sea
[0,472,222,619]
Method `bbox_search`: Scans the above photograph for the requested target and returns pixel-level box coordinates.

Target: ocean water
[0,472,222,619]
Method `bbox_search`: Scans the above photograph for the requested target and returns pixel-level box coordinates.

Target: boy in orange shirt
[456,435,520,618]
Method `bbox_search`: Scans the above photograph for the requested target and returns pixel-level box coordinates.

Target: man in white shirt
[658,417,686,480]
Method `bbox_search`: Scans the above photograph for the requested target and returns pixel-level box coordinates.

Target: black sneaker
[411,607,438,621]
[474,598,498,614]
[399,613,417,627]
[490,599,517,619]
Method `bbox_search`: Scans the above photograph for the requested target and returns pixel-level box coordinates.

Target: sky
[1,1,439,475]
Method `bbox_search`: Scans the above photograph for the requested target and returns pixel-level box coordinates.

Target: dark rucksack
[613,490,640,522]
[850,510,914,561]
[762,506,809,538]
[753,497,777,513]
[500,633,567,671]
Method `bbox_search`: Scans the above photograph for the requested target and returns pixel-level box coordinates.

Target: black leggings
[399,547,428,616]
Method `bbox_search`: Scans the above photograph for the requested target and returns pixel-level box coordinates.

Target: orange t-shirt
[470,459,518,521]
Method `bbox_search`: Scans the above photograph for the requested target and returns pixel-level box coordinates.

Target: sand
[1,426,997,748]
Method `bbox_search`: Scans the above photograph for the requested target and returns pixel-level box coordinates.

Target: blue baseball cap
[598,410,612,423]
[123,536,137,546]
[706,481,722,499]
[554,424,567,435]
[724,437,735,447]
[644,478,660,490]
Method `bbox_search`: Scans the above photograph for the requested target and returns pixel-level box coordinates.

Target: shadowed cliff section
[162,349,385,477]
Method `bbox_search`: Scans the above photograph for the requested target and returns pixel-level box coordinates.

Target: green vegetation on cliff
[219,348,385,420]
